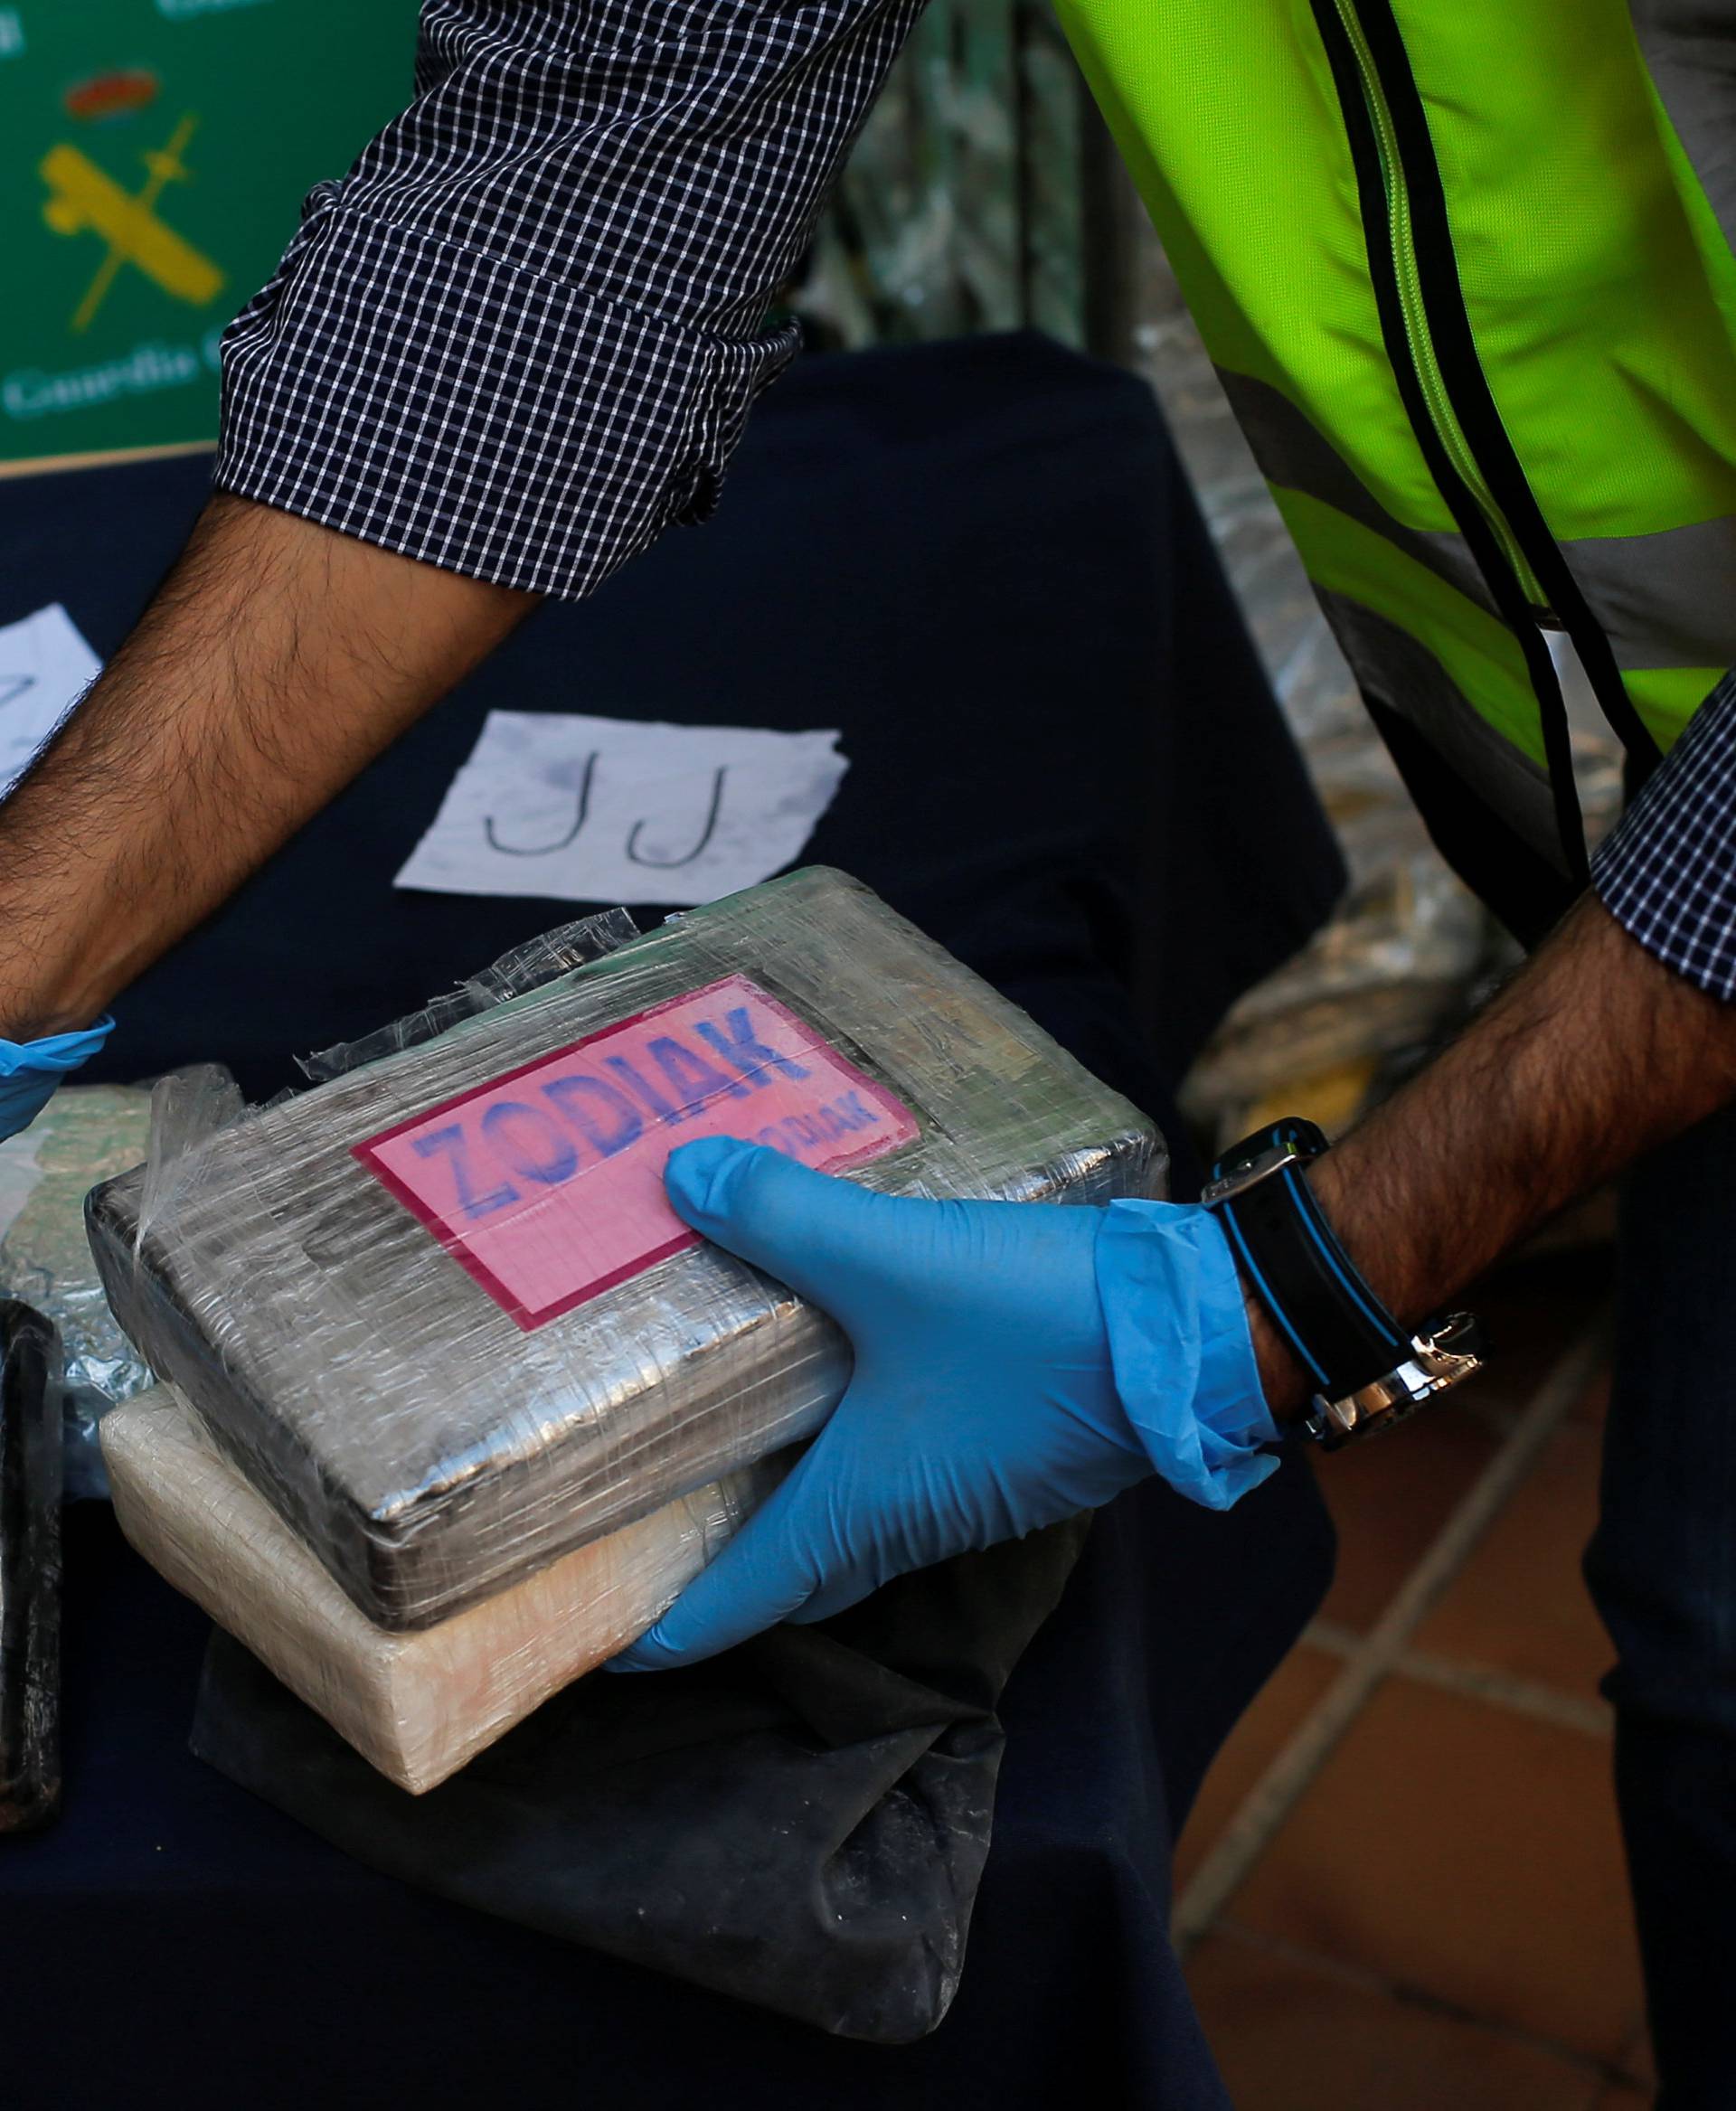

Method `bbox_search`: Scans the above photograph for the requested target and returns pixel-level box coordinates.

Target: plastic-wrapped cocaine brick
[90,870,1166,1632]
[0,1302,61,1832]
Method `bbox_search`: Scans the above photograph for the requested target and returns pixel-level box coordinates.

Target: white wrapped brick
[102,1385,784,1793]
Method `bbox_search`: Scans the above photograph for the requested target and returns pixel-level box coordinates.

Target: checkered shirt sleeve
[1594,671,1736,1001]
[213,0,924,600]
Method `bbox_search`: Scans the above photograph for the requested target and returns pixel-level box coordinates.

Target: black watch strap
[1203,1118,1410,1399]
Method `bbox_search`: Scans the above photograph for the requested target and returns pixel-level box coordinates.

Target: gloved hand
[610,1136,1280,1673]
[0,1018,115,1142]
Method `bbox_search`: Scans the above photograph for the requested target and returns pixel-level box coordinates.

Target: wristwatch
[1202,1117,1485,1449]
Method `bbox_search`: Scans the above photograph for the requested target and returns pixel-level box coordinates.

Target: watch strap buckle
[1302,1311,1486,1450]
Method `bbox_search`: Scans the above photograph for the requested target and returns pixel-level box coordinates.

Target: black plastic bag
[192,1515,1089,2042]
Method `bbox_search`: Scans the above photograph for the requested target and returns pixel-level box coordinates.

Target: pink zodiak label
[354,973,919,1329]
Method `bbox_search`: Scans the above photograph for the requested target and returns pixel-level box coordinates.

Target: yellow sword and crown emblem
[40,114,224,334]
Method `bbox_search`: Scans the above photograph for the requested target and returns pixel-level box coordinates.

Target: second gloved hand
[610,1136,1281,1673]
[0,1019,114,1143]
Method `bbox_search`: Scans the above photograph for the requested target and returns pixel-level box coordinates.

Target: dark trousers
[1586,1098,1736,2108]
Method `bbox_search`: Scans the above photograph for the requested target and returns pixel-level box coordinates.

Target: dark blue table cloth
[0,332,1341,2108]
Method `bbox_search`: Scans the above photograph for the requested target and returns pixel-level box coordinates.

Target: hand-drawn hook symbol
[484,749,599,856]
[0,674,36,711]
[626,766,728,869]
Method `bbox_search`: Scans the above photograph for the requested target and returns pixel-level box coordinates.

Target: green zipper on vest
[1330,0,1550,612]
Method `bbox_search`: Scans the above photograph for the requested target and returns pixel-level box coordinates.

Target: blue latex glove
[610,1136,1280,1673]
[0,1018,115,1142]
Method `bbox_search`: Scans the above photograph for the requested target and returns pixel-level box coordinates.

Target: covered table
[0,332,1341,2107]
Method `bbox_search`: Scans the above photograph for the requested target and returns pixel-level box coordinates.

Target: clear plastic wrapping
[90,869,1165,1631]
[102,1385,787,1793]
[0,1085,157,1499]
[1132,259,1628,1132]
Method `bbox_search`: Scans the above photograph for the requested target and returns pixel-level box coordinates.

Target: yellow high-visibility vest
[1055,0,1736,921]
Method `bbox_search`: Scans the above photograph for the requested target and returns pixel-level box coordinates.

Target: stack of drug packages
[92,870,1165,1792]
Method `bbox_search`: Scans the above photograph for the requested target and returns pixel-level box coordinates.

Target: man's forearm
[0,495,533,1041]
[1251,893,1736,1417]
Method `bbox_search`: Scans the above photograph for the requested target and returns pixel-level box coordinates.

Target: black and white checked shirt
[216,0,924,597]
[1593,674,1736,1001]
[212,0,1736,1003]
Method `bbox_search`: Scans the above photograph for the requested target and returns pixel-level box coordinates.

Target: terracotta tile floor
[1177,1242,1657,2106]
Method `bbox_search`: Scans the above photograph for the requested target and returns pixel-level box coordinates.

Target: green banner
[0,0,418,462]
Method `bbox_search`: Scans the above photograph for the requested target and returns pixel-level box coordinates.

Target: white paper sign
[0,603,101,799]
[394,710,849,907]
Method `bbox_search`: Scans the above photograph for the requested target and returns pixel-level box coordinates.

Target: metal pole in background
[1077,75,1156,370]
